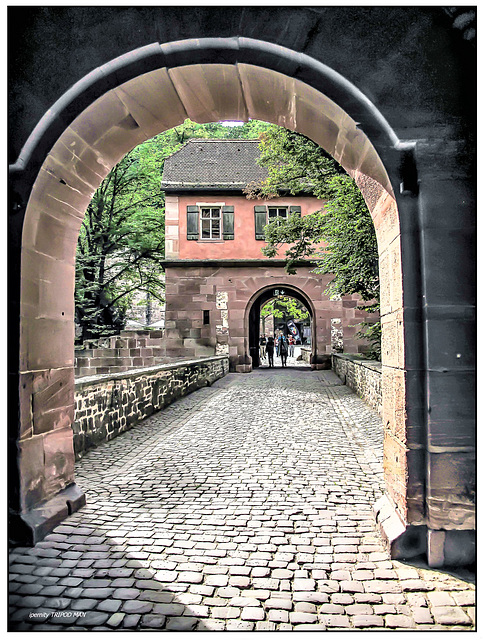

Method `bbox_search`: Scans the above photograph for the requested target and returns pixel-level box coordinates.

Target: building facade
[161,139,374,372]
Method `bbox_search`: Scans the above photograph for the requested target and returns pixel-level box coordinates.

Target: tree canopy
[246,125,381,358]
[245,125,345,200]
[260,296,310,322]
[75,145,165,341]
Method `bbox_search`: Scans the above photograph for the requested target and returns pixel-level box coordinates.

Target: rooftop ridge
[184,138,261,143]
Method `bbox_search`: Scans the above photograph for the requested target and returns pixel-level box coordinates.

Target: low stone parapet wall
[73,356,229,459]
[332,354,382,415]
[75,330,165,378]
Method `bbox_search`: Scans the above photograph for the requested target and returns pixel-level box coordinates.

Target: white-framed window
[268,206,289,224]
[200,204,221,239]
[187,202,234,241]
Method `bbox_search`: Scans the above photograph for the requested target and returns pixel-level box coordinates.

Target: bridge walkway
[9,368,475,630]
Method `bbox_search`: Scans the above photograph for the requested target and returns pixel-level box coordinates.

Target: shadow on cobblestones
[9,369,475,630]
[401,556,475,587]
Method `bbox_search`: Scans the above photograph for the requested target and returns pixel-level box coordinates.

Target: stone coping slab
[333,353,382,374]
[75,356,229,389]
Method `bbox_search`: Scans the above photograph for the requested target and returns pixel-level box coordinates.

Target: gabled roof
[161,139,268,191]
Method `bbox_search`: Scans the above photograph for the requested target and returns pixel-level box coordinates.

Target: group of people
[259,333,295,368]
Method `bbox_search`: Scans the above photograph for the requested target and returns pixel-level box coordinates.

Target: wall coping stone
[333,353,382,374]
[75,355,229,389]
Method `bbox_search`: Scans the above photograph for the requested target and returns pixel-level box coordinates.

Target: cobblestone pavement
[9,368,475,631]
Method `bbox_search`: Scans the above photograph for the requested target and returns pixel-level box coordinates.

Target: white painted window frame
[197,201,225,241]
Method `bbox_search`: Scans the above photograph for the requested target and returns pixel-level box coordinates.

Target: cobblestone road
[9,367,475,631]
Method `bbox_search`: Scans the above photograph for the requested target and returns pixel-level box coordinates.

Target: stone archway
[14,43,408,542]
[9,24,475,567]
[246,284,316,370]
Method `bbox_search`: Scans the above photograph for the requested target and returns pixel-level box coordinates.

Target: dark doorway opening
[249,286,313,368]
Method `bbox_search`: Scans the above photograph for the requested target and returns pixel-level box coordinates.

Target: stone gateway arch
[9,7,474,567]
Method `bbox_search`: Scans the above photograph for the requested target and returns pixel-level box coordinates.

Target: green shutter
[187,205,199,240]
[290,205,302,216]
[222,206,235,240]
[254,205,267,240]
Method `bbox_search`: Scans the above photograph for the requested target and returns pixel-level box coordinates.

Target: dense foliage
[75,119,271,341]
[75,146,165,341]
[260,296,310,322]
[245,126,345,201]
[246,125,381,358]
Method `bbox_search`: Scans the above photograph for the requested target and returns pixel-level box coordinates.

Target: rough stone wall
[75,330,166,378]
[300,347,311,363]
[73,356,228,459]
[164,263,374,372]
[333,354,382,416]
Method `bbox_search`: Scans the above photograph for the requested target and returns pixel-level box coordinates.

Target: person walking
[288,334,295,358]
[259,334,266,361]
[266,336,275,368]
[278,333,288,367]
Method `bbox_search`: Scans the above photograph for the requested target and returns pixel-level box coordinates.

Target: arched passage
[246,284,315,369]
[14,44,408,540]
[9,28,475,567]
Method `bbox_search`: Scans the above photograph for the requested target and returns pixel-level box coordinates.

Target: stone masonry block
[405,448,426,525]
[29,368,75,436]
[19,435,46,511]
[383,432,408,522]
[443,530,475,567]
[426,450,475,530]
[426,371,474,450]
[381,367,406,444]
[380,313,404,370]
[42,427,76,502]
[371,193,399,252]
[21,316,75,372]
[427,530,445,568]
[420,229,475,308]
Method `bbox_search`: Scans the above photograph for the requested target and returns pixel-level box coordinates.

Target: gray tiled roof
[161,139,268,190]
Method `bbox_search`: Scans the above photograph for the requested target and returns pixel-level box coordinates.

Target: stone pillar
[416,139,475,565]
[369,183,410,526]
[374,139,475,567]
[11,166,88,545]
[368,152,430,560]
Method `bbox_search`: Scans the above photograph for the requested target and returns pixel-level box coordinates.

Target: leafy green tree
[245,125,344,200]
[75,146,166,342]
[215,119,274,140]
[260,296,310,337]
[246,125,381,359]
[260,296,309,322]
